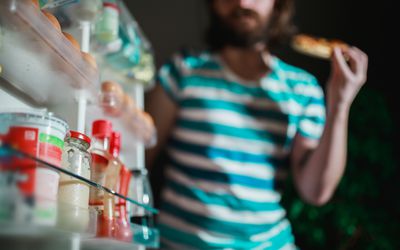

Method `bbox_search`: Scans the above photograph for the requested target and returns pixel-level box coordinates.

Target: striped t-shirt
[156,51,326,249]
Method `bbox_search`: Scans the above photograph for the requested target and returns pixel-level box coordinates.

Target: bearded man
[146,0,368,249]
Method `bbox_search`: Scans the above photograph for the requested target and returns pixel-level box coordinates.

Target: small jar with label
[57,131,92,233]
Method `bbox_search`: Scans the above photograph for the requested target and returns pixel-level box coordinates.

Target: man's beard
[206,8,269,50]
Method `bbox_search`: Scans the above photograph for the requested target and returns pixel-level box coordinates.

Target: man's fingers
[331,47,352,76]
[347,47,368,82]
[345,48,362,75]
[352,47,369,76]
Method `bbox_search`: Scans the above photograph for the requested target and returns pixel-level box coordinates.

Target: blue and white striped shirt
[157,51,326,249]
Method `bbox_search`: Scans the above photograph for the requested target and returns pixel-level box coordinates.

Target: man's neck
[220,45,272,81]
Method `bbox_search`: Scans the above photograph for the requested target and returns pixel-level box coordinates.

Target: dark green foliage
[282,88,400,250]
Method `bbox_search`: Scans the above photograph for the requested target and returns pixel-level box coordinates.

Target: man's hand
[291,47,368,206]
[327,47,368,110]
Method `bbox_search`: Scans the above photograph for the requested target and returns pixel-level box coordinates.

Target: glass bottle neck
[92,137,110,151]
[66,137,90,151]
[110,148,119,158]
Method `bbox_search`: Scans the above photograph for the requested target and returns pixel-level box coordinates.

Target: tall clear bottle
[129,168,159,248]
[97,131,122,237]
[89,120,112,209]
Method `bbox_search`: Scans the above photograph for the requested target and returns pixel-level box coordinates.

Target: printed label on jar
[6,126,39,197]
[39,133,64,167]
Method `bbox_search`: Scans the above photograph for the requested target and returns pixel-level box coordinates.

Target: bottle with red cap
[58,130,92,233]
[97,131,123,238]
[91,119,113,153]
[89,120,113,208]
[114,165,133,242]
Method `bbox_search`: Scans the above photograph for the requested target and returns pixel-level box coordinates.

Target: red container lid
[109,131,121,157]
[92,153,109,165]
[69,130,91,145]
[92,120,113,138]
[103,2,120,12]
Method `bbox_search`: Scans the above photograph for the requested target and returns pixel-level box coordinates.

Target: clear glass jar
[129,169,153,216]
[57,131,92,233]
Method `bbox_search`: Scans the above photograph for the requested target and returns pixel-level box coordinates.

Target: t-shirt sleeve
[297,77,326,140]
[157,55,184,103]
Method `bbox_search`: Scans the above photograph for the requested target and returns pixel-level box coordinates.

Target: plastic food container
[0,111,68,226]
[0,0,99,106]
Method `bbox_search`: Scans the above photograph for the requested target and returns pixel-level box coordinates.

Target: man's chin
[206,17,268,49]
[225,35,266,49]
[231,20,261,33]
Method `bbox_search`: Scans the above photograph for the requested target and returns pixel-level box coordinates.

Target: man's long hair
[205,0,296,51]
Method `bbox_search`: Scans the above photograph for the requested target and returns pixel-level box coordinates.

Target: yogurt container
[0,111,68,225]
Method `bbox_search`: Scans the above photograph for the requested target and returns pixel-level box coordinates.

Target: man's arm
[145,84,178,169]
[291,47,368,206]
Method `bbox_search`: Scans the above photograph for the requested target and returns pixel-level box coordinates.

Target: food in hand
[292,34,349,59]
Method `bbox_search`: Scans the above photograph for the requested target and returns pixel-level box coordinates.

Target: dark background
[126,0,397,143]
[127,0,398,249]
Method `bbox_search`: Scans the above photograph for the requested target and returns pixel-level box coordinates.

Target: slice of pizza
[292,34,349,60]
